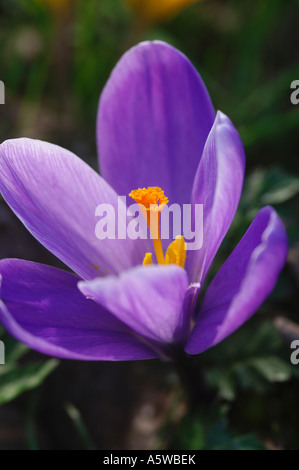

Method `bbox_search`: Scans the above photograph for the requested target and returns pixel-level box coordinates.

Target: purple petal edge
[187,111,245,283]
[0,259,157,361]
[97,40,215,206]
[185,206,288,355]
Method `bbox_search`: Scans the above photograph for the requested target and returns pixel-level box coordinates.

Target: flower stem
[173,352,214,410]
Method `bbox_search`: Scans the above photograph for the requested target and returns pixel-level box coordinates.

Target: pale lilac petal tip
[79,264,189,347]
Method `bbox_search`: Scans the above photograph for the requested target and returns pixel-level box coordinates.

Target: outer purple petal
[0,138,147,280]
[185,207,288,355]
[0,259,156,360]
[97,41,215,206]
[79,265,189,347]
[186,112,245,283]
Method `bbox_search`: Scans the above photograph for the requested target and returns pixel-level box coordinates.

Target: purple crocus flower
[0,41,288,361]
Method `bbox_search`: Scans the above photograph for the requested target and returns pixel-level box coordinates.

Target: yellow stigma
[129,187,168,211]
[129,186,186,269]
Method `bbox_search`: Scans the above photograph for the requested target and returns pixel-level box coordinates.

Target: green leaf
[242,167,299,209]
[5,340,28,363]
[248,356,294,383]
[172,407,267,450]
[204,418,266,450]
[65,403,96,450]
[0,359,59,406]
[240,109,299,147]
[204,320,298,401]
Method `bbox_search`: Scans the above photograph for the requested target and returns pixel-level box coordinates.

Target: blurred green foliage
[203,320,299,401]
[0,327,58,406]
[0,0,298,450]
[174,414,267,450]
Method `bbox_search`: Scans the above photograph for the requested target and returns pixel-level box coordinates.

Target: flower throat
[129,186,186,268]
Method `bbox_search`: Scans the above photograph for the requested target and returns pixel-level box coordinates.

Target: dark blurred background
[0,0,299,450]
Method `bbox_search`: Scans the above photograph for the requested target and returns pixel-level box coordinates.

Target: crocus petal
[185,206,288,355]
[0,259,156,361]
[0,138,147,280]
[79,265,189,347]
[186,111,246,283]
[97,41,215,206]
[183,282,200,320]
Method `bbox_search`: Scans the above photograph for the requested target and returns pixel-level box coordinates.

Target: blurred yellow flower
[35,0,75,15]
[125,0,199,23]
